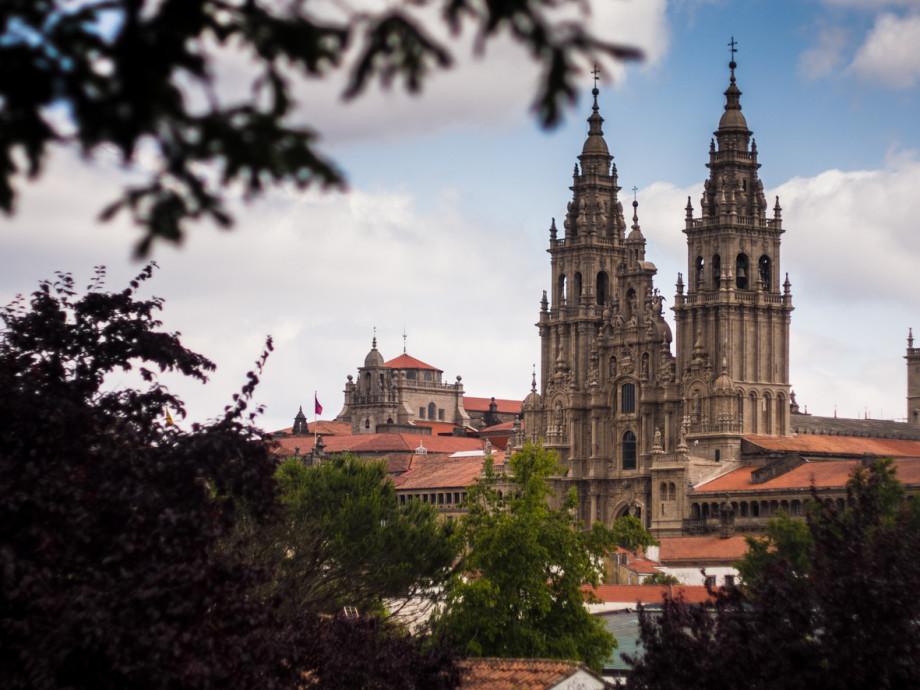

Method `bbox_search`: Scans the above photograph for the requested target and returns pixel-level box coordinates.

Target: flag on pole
[315,393,323,416]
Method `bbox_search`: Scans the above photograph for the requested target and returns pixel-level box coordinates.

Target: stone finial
[774,195,782,219]
[909,327,914,349]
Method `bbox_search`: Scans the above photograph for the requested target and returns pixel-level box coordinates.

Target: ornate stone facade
[521,61,794,535]
[335,338,470,434]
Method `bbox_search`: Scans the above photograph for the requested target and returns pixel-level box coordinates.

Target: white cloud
[798,25,851,80]
[1,146,545,432]
[771,151,920,420]
[848,12,920,87]
[202,0,670,149]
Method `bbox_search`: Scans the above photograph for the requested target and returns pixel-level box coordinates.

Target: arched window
[419,407,425,419]
[596,271,609,305]
[759,255,771,290]
[736,253,750,290]
[668,482,676,501]
[364,418,370,429]
[740,502,749,517]
[427,402,436,420]
[751,502,760,517]
[695,256,705,285]
[622,430,637,470]
[573,272,583,305]
[660,482,667,498]
[557,274,567,306]
[621,383,636,414]
[712,254,721,288]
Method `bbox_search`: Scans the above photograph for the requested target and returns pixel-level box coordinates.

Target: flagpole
[314,390,318,449]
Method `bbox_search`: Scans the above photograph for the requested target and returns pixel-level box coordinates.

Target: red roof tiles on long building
[392,455,485,490]
[745,434,920,458]
[695,457,920,493]
[319,433,485,455]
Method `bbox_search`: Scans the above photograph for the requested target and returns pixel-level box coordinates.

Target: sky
[2,0,919,432]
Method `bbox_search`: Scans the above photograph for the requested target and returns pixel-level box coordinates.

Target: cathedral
[518,57,920,535]
[312,55,920,540]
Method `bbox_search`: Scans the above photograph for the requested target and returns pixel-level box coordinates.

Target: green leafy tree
[244,454,457,619]
[735,511,813,588]
[0,267,460,689]
[1,1,642,254]
[0,266,284,688]
[642,572,680,586]
[611,513,659,554]
[436,442,623,673]
[627,458,920,689]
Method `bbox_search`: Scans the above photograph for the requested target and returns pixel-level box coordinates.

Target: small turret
[907,328,920,426]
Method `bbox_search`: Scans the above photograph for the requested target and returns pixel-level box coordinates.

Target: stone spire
[907,327,920,426]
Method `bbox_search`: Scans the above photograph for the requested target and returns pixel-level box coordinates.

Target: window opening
[622,383,636,414]
[622,430,637,470]
[759,255,771,290]
[736,253,750,290]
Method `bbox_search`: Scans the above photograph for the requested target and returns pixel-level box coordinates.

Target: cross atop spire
[592,64,600,89]
[402,325,407,354]
[728,36,738,82]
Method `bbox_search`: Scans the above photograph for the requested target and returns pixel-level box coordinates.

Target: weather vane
[728,36,738,62]
[632,186,638,202]
[402,325,407,354]
[592,64,600,89]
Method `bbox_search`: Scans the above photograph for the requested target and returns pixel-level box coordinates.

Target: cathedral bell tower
[529,82,679,529]
[536,86,628,470]
[673,55,793,442]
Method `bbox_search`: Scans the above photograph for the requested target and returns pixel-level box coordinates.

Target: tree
[0,267,462,689]
[0,2,642,255]
[281,610,459,690]
[436,442,629,673]
[0,265,285,688]
[734,510,812,588]
[627,459,920,690]
[243,454,457,620]
[611,513,659,555]
[642,572,680,586]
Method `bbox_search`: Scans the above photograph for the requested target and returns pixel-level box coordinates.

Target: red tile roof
[392,455,485,490]
[320,433,485,455]
[612,547,662,574]
[463,397,523,414]
[695,457,920,494]
[384,353,439,370]
[658,536,750,565]
[745,434,920,458]
[457,658,601,690]
[587,584,716,605]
